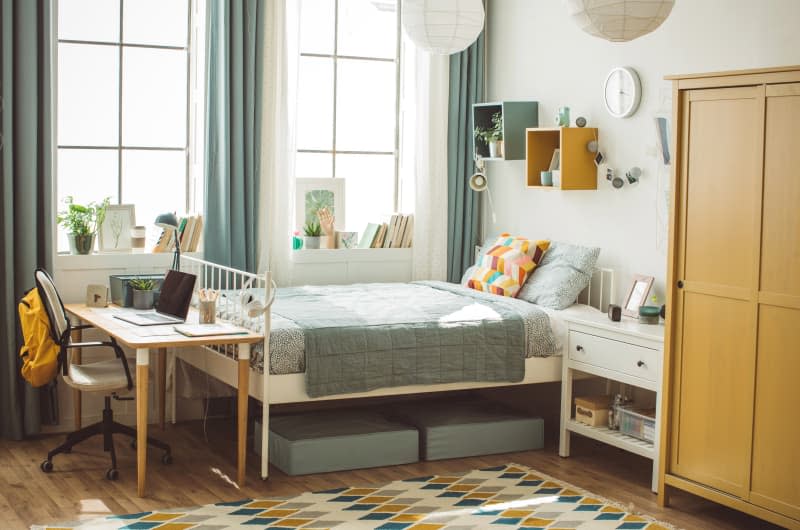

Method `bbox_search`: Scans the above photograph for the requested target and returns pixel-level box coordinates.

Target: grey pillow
[517,241,600,309]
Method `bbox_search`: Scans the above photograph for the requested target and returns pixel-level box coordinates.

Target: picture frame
[548,148,560,171]
[623,274,654,317]
[295,178,345,233]
[337,231,358,249]
[98,204,136,252]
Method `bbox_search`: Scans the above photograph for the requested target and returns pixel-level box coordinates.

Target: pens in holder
[198,288,218,324]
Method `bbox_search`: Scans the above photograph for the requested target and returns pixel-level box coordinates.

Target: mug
[540,170,553,186]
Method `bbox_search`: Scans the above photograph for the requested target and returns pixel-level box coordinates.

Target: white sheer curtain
[257,0,299,285]
[400,37,449,281]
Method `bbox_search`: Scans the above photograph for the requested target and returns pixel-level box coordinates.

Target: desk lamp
[155,212,180,270]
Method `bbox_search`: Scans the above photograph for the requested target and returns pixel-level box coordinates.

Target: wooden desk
[64,304,263,497]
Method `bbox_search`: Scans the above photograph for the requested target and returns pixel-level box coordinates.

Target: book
[373,223,388,248]
[383,214,399,248]
[358,223,380,248]
[152,228,173,253]
[173,322,249,337]
[189,215,203,251]
[401,215,414,247]
[392,215,408,248]
[179,216,194,252]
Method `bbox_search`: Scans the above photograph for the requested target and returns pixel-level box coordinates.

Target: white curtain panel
[400,37,449,281]
[257,0,299,285]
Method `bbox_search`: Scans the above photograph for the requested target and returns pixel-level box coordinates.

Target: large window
[295,0,401,234]
[56,0,203,251]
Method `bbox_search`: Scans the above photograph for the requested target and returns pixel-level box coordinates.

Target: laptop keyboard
[138,313,175,322]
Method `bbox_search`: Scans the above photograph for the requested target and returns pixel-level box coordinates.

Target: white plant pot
[304,236,320,249]
[489,140,504,159]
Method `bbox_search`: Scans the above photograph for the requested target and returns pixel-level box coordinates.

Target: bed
[173,254,611,480]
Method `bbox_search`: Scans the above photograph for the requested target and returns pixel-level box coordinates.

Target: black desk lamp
[155,212,180,270]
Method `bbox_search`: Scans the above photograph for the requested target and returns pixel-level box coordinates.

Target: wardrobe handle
[637,360,645,368]
[676,280,684,288]
[576,345,584,352]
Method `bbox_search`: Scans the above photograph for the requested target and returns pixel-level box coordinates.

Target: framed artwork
[337,231,358,249]
[623,274,654,317]
[295,178,345,232]
[99,204,136,252]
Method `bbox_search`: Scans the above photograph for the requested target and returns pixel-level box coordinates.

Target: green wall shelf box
[472,101,539,161]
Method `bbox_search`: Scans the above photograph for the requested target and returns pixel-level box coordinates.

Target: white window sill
[55,251,202,271]
[290,247,412,264]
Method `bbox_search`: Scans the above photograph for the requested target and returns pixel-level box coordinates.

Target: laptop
[114,270,197,326]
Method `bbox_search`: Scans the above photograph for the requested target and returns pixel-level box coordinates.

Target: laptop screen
[155,270,197,319]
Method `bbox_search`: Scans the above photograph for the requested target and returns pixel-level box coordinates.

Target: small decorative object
[130,225,146,252]
[607,303,621,322]
[607,168,624,188]
[99,204,135,252]
[626,166,642,184]
[575,116,587,128]
[198,288,218,324]
[660,304,666,319]
[57,196,110,255]
[540,170,553,186]
[337,231,358,249]
[548,148,560,171]
[574,395,612,427]
[468,159,497,223]
[85,284,109,308]
[586,140,598,153]
[402,0,485,55]
[654,117,671,164]
[603,67,642,118]
[551,170,561,188]
[638,305,661,324]
[154,212,181,270]
[128,278,156,310]
[623,275,654,317]
[565,0,675,43]
[555,106,570,127]
[292,231,303,250]
[303,221,321,249]
[474,112,504,159]
[296,178,345,234]
[593,150,605,166]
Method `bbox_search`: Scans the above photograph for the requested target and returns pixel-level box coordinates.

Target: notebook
[173,322,249,337]
[114,270,197,326]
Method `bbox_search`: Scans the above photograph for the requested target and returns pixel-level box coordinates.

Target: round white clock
[603,66,642,118]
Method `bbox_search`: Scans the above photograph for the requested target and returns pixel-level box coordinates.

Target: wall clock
[603,66,642,118]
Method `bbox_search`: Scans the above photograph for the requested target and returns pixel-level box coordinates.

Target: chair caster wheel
[41,460,53,473]
[162,453,173,465]
[106,468,119,481]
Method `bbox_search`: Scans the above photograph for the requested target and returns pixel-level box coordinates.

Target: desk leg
[158,348,167,430]
[136,348,150,497]
[237,344,250,487]
[70,327,82,430]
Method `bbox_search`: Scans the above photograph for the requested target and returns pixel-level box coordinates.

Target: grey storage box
[254,409,418,476]
[391,400,544,460]
[109,274,165,307]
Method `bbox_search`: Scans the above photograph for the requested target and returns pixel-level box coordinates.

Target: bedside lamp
[155,212,180,270]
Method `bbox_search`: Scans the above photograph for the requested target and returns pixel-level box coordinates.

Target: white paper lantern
[565,0,675,43]
[402,0,485,55]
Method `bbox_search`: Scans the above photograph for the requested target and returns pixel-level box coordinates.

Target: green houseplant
[128,278,156,310]
[303,221,321,249]
[56,196,110,255]
[474,112,504,158]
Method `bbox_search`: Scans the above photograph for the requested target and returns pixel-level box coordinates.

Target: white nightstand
[559,305,665,493]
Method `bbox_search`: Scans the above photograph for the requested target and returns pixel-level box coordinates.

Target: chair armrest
[70,324,95,331]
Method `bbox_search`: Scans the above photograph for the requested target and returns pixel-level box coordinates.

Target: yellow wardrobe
[659,66,800,529]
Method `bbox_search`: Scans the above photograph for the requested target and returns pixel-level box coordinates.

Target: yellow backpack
[18,285,62,387]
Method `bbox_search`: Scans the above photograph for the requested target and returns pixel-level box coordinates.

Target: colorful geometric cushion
[466,234,550,297]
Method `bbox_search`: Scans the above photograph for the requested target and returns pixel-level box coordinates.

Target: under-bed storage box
[255,409,418,476]
[392,400,544,460]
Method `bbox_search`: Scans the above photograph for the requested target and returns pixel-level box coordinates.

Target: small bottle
[610,394,624,430]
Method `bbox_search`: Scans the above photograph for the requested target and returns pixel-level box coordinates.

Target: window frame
[295,0,403,212]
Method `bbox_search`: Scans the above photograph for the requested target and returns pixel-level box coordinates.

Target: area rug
[34,463,676,529]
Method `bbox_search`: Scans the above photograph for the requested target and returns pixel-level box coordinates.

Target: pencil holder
[199,300,216,324]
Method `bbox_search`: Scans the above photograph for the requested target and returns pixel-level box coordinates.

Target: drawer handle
[637,360,645,368]
[576,345,584,352]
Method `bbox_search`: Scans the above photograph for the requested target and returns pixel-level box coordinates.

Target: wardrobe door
[749,83,800,519]
[670,86,764,498]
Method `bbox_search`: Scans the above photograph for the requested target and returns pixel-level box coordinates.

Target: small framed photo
[99,204,136,252]
[548,148,560,171]
[295,178,345,232]
[623,274,654,317]
[337,231,358,249]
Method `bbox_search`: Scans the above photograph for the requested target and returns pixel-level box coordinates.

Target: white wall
[484,0,800,303]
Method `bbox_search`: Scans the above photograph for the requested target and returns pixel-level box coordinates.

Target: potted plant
[474,112,504,158]
[128,278,156,310]
[303,221,321,249]
[56,196,110,255]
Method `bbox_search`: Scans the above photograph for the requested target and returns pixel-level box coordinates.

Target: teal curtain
[0,0,55,439]
[446,31,485,283]
[204,0,263,273]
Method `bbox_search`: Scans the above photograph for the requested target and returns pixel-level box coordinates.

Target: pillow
[466,234,550,297]
[517,241,600,309]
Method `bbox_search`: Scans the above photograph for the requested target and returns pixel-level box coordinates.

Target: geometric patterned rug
[33,463,676,529]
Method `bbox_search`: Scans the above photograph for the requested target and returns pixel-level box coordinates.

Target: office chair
[34,269,172,480]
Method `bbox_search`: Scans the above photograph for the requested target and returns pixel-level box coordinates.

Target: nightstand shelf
[559,305,665,493]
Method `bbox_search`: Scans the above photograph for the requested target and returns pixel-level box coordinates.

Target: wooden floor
[0,419,784,530]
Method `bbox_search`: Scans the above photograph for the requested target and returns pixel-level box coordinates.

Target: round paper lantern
[565,0,675,43]
[402,0,485,55]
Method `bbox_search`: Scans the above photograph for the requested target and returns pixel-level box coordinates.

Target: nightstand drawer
[568,330,658,382]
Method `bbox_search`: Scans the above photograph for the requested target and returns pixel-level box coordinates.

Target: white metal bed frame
[174,255,612,480]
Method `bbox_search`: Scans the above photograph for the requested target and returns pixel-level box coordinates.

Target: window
[56,0,204,251]
[295,0,401,234]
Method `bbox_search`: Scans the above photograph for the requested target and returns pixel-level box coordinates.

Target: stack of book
[153,214,204,253]
[357,213,413,249]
